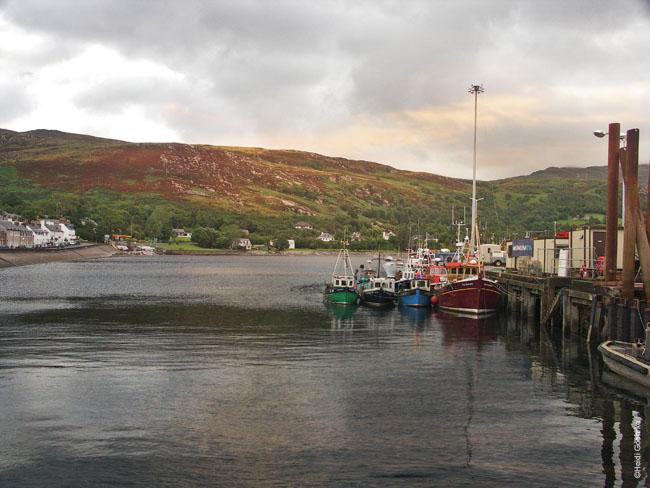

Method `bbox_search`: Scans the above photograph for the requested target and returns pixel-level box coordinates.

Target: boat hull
[599,341,650,389]
[324,288,358,305]
[435,276,502,314]
[361,289,396,307]
[398,289,431,308]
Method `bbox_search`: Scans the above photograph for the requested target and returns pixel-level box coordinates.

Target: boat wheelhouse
[360,277,398,307]
[396,277,432,308]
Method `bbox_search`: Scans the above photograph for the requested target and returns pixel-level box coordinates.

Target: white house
[44,223,64,245]
[59,222,77,244]
[27,224,49,247]
[317,232,335,242]
[288,239,296,249]
[37,218,76,245]
[382,231,395,241]
[233,238,252,250]
[294,221,313,230]
[173,228,192,238]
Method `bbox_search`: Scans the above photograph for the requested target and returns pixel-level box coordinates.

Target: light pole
[594,129,626,224]
[468,84,484,254]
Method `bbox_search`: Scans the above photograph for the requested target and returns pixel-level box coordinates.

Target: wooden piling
[630,299,643,341]
[608,300,618,340]
[620,146,636,299]
[606,123,620,281]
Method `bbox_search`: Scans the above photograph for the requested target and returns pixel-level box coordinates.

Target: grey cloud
[0,80,33,122]
[1,0,650,178]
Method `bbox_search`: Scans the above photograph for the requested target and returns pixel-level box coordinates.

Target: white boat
[598,340,650,388]
[382,255,403,278]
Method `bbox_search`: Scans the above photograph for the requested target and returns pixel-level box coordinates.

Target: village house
[26,224,49,247]
[233,238,252,250]
[172,228,192,238]
[382,231,395,240]
[43,222,64,245]
[0,213,77,248]
[350,232,362,241]
[36,218,77,245]
[294,221,313,230]
[317,232,335,242]
[0,221,34,248]
[0,220,22,248]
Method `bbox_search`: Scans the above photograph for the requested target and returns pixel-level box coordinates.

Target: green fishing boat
[324,242,359,305]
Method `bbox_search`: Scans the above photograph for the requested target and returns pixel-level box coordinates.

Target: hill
[527,164,649,183]
[0,128,620,249]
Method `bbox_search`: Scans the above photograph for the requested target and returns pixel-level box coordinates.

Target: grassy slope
[0,128,619,244]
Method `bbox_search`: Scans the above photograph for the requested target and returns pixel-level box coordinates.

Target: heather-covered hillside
[0,128,618,248]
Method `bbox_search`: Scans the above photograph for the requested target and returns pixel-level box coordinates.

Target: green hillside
[0,128,625,249]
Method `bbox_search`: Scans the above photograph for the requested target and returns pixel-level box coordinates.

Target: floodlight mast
[468,84,484,255]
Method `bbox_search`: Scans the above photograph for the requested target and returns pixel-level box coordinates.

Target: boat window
[472,268,477,275]
[335,280,340,286]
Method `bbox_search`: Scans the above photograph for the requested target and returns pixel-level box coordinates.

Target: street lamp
[468,84,484,254]
[594,129,626,224]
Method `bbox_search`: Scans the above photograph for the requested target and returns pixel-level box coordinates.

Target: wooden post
[620,146,636,298]
[622,129,650,302]
[608,300,617,340]
[606,123,620,281]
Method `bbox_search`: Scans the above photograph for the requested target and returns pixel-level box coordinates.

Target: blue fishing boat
[396,278,432,308]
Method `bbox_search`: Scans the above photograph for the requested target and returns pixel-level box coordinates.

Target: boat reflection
[399,306,430,326]
[325,303,358,331]
[435,309,500,346]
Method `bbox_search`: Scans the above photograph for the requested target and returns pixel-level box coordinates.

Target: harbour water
[0,254,648,486]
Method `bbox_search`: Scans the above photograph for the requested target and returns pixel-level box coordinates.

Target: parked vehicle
[479,244,506,266]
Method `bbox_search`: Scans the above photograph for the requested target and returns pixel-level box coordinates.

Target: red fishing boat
[433,265,502,314]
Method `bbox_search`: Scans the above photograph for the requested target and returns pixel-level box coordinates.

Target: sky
[1,0,650,180]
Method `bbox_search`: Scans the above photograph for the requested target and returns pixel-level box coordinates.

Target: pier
[494,123,650,345]
[489,270,648,344]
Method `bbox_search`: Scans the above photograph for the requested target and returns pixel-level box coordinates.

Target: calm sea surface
[0,254,648,487]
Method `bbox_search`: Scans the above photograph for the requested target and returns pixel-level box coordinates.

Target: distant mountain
[526,164,649,184]
[0,128,620,246]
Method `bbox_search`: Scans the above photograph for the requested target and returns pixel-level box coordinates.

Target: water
[0,254,648,486]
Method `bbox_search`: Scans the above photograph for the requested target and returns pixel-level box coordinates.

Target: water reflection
[436,310,500,346]
[1,256,650,486]
[504,317,649,486]
[326,303,357,331]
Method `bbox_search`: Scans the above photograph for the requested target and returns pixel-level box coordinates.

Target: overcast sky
[1,0,649,180]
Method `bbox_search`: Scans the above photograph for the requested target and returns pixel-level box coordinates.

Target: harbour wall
[0,244,119,269]
[492,270,642,344]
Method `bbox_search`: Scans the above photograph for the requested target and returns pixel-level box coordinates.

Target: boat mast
[468,84,484,255]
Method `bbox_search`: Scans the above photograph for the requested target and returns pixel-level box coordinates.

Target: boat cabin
[445,262,480,282]
[424,266,449,283]
[397,278,431,292]
[368,277,398,292]
[333,276,355,287]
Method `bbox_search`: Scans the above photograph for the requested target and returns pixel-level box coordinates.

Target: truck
[479,244,507,266]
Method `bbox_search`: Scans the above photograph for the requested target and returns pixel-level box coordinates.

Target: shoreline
[160,249,383,256]
[0,245,386,268]
[0,244,120,269]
